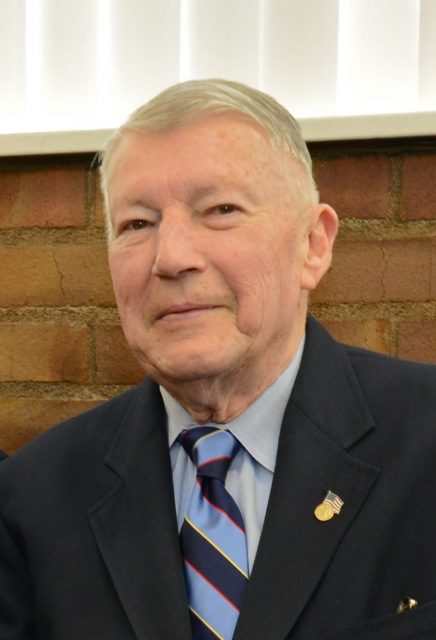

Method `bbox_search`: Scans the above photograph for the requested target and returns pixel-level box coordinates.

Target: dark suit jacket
[1,316,436,639]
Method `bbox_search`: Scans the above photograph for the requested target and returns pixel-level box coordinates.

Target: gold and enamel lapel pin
[315,490,344,522]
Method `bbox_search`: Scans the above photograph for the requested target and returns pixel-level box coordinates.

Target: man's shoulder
[0,379,160,489]
[308,315,436,375]
[305,316,436,423]
[344,341,436,388]
[309,315,436,384]
[338,341,436,433]
[21,383,140,449]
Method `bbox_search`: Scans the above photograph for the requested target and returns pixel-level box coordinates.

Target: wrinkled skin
[107,113,338,422]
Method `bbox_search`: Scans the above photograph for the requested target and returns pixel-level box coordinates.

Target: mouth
[156,303,220,322]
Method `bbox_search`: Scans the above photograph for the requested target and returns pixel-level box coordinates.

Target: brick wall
[1,138,435,453]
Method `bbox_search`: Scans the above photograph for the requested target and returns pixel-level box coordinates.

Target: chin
[128,326,252,379]
[136,344,245,385]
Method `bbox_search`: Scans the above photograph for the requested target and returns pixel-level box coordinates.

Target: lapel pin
[397,597,418,614]
[314,490,344,522]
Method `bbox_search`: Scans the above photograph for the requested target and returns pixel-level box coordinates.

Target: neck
[158,329,304,424]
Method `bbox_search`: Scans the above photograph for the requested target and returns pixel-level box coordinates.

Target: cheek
[228,235,303,326]
[109,252,148,306]
[224,254,279,328]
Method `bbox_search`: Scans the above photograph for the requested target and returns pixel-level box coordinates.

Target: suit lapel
[88,381,191,640]
[235,318,381,640]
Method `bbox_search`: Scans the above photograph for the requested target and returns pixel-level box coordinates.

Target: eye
[214,203,239,214]
[200,202,243,228]
[130,219,149,230]
[121,219,151,233]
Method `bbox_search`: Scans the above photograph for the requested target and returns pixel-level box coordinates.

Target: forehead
[107,113,294,196]
[114,112,272,158]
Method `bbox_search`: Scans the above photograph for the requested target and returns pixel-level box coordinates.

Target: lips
[156,303,218,321]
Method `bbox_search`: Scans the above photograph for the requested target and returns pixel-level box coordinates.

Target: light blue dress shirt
[163,336,304,572]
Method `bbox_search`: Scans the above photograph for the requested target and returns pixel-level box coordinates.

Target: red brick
[322,319,391,354]
[0,244,115,307]
[54,244,115,306]
[96,324,145,384]
[0,167,86,228]
[313,156,390,219]
[0,323,89,382]
[401,154,436,220]
[0,246,59,306]
[315,240,431,303]
[314,242,384,303]
[398,321,436,364]
[382,240,432,302]
[0,397,102,453]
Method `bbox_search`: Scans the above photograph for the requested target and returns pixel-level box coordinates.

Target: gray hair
[100,79,319,234]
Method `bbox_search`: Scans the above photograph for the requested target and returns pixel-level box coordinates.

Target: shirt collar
[162,335,305,472]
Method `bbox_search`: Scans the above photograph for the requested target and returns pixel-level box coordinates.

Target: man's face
[107,114,318,388]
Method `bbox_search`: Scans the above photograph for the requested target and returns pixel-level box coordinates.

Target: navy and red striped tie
[179,426,249,639]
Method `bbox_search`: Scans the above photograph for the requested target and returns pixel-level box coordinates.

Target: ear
[300,204,339,291]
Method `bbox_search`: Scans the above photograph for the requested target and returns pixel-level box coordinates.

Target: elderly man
[1,80,436,640]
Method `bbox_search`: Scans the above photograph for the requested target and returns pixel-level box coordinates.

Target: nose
[151,205,206,278]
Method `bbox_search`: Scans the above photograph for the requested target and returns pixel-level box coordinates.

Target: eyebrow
[113,179,259,212]
[187,185,219,199]
[116,185,218,208]
[188,182,259,205]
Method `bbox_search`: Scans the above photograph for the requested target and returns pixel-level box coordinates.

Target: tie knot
[179,426,240,482]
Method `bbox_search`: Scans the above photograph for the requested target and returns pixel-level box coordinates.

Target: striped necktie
[179,426,249,640]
